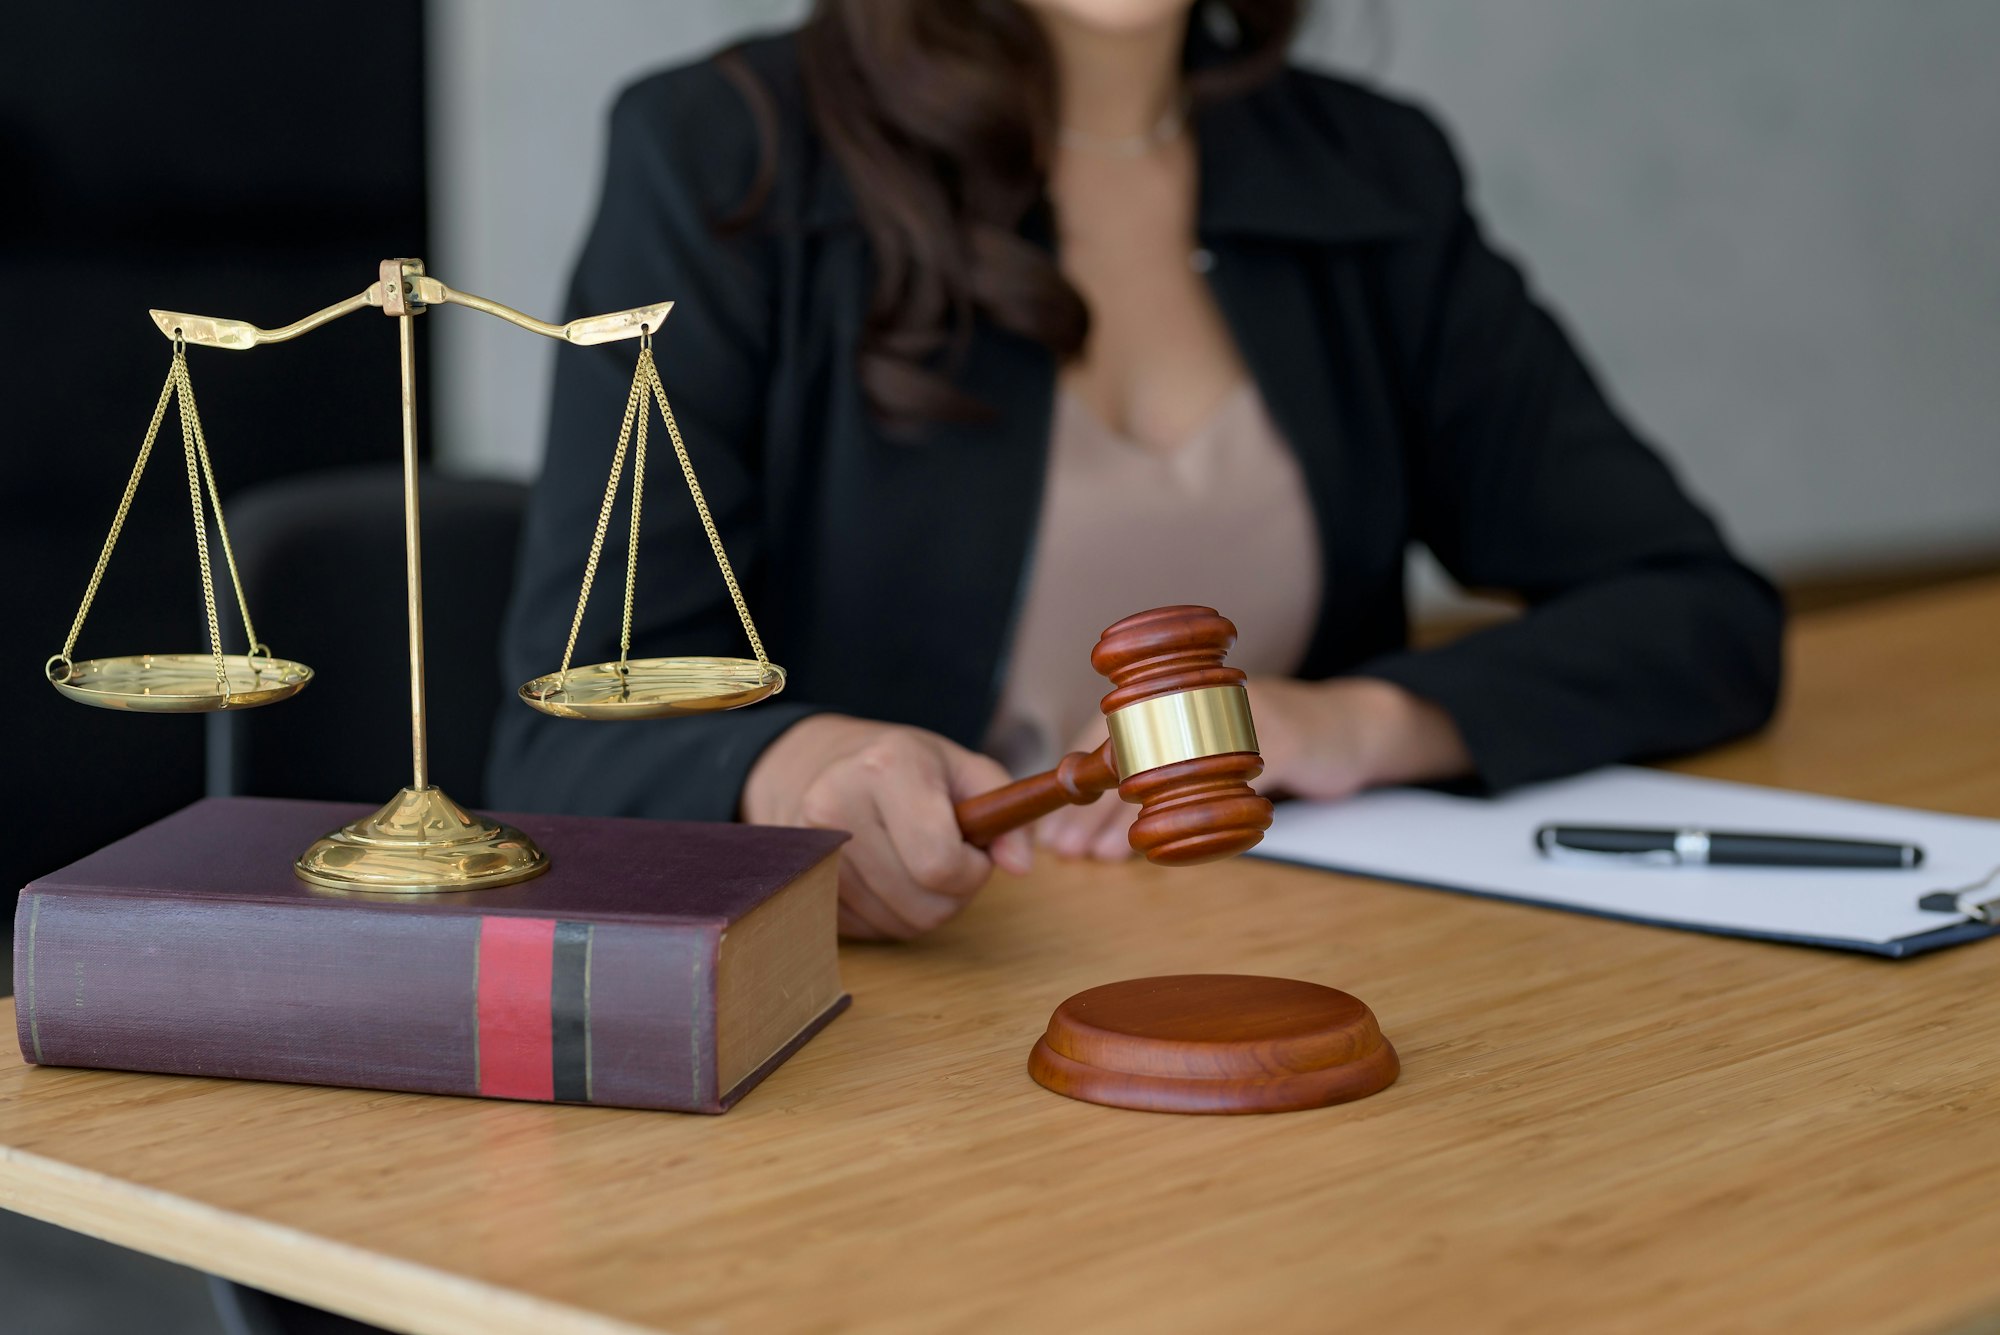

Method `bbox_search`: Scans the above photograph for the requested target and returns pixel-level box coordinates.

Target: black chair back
[209,466,527,807]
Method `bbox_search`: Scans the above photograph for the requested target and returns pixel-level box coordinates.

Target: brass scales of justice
[44,258,784,895]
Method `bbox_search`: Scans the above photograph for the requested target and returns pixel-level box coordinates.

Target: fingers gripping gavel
[953,606,1274,866]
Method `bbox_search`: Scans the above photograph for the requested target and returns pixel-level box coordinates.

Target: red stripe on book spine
[477,917,556,1100]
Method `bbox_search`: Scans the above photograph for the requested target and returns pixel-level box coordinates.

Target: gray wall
[430,0,2000,579]
[429,0,806,478]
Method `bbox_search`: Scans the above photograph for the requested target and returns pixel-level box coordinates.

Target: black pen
[1534,825,1924,869]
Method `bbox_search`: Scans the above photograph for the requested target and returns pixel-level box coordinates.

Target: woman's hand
[1247,677,1472,800]
[1034,718,1133,861]
[1035,677,1473,861]
[742,715,1033,940]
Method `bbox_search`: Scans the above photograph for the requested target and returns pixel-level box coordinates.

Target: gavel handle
[955,741,1121,848]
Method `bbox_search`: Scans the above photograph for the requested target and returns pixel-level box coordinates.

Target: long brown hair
[725,1,1304,431]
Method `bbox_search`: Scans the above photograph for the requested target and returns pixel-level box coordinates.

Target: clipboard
[1253,766,2000,957]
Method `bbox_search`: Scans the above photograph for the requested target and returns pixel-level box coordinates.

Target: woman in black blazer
[490,0,1781,939]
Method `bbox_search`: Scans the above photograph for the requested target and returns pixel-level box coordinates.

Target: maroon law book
[13,797,849,1114]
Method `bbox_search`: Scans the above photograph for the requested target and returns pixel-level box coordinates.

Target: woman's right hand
[741,715,1033,940]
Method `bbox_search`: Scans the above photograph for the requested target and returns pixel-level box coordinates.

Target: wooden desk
[4,579,1999,1335]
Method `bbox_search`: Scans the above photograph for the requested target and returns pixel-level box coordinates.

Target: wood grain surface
[4,578,2000,1335]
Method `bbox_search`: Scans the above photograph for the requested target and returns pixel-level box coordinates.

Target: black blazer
[488,34,1782,822]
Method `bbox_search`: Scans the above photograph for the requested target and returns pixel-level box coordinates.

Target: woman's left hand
[1246,676,1472,803]
[1034,676,1473,861]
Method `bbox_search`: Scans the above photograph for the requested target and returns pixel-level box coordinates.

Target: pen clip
[1539,844,1680,868]
[1917,865,2000,922]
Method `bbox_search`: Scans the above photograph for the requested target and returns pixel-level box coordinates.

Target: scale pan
[518,656,785,720]
[48,653,313,714]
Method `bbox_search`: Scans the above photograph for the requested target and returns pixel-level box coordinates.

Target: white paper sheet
[1255,766,2000,947]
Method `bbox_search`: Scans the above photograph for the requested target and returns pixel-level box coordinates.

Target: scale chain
[55,362,178,671]
[644,351,768,669]
[51,346,269,703]
[175,352,265,663]
[552,354,648,691]
[550,343,769,693]
[623,376,647,670]
[173,350,231,699]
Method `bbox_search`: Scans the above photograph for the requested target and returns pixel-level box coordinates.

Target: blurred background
[434,0,2000,576]
[4,2,1998,1330]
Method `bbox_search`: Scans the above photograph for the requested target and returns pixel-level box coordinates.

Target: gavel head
[1090,606,1274,866]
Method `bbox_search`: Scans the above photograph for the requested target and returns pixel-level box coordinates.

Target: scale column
[395,297,429,791]
[290,257,548,893]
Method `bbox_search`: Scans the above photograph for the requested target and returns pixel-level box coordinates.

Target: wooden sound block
[1028,975,1398,1114]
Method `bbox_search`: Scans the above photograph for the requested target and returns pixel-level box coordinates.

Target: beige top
[984,382,1322,777]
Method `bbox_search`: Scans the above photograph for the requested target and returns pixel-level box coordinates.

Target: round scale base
[518,656,784,720]
[295,787,548,895]
[49,652,312,713]
[1028,974,1399,1115]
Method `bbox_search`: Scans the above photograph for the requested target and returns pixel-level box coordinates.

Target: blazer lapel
[1195,85,1422,674]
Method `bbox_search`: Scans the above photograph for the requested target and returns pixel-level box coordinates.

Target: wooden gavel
[953,606,1274,866]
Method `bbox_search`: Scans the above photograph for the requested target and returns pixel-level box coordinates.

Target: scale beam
[151,279,672,350]
[148,289,376,350]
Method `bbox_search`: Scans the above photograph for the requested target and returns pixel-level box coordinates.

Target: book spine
[12,890,725,1113]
